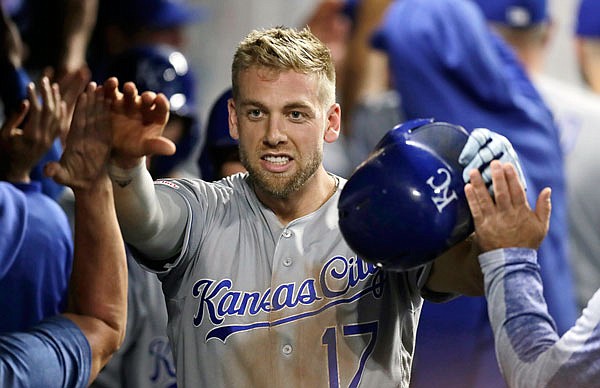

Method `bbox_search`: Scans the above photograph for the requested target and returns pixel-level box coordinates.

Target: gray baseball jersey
[134,173,433,387]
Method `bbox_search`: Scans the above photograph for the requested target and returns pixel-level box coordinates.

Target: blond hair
[231,26,336,106]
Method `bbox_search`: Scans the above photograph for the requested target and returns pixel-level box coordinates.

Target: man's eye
[290,111,304,120]
[249,109,262,118]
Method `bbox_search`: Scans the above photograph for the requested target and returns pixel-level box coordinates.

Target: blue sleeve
[30,138,66,200]
[480,248,600,388]
[0,316,91,388]
[0,182,27,279]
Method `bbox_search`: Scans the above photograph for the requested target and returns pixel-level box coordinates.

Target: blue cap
[105,0,209,29]
[473,0,548,27]
[576,0,600,37]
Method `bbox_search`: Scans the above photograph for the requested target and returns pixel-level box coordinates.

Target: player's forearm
[109,158,184,258]
[426,236,484,296]
[481,248,600,387]
[58,0,98,72]
[68,176,127,382]
[480,248,561,387]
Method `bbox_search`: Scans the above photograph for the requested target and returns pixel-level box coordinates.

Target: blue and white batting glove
[458,128,527,194]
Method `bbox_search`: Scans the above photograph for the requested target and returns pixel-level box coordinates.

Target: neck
[254,168,338,225]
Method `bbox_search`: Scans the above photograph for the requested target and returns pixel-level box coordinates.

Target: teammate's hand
[0,77,66,183]
[45,82,112,191]
[465,161,550,252]
[459,128,527,195]
[102,77,176,169]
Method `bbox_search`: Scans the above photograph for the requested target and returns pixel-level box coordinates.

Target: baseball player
[102,26,524,387]
[467,160,600,388]
[0,84,127,387]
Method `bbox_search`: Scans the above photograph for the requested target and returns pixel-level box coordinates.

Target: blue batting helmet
[338,118,474,271]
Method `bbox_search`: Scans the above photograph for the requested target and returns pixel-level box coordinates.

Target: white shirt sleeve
[109,159,187,260]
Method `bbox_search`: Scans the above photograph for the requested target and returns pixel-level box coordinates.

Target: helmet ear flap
[338,119,473,271]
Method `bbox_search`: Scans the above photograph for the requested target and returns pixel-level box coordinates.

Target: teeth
[264,156,289,164]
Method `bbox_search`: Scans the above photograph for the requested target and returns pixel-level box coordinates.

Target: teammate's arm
[470,161,600,387]
[425,236,483,296]
[46,85,128,384]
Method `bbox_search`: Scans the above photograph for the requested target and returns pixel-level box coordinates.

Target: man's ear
[324,103,341,143]
[228,98,239,140]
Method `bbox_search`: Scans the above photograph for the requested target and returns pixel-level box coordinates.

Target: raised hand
[45,83,112,191]
[0,77,66,183]
[464,161,550,253]
[42,65,92,143]
[102,77,176,168]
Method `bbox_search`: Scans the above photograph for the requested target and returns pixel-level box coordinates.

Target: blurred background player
[364,0,578,386]
[473,0,600,314]
[472,0,600,154]
[90,0,206,82]
[197,87,245,181]
[575,0,600,93]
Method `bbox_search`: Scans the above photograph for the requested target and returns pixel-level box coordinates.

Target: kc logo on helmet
[427,168,458,213]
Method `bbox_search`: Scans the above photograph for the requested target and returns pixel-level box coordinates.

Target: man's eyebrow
[283,102,314,111]
[237,100,315,112]
[238,99,266,109]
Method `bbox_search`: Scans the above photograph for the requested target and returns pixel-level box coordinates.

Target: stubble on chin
[240,148,322,199]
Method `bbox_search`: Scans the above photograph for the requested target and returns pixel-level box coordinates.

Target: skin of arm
[63,175,126,384]
[57,0,98,75]
[426,236,484,296]
[340,0,392,132]
[46,85,128,384]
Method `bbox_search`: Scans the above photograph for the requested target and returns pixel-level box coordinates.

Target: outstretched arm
[47,84,127,384]
[466,161,600,387]
[102,77,186,260]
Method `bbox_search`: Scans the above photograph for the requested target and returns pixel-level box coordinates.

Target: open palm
[104,78,176,167]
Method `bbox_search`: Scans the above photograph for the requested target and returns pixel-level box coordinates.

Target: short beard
[240,147,322,199]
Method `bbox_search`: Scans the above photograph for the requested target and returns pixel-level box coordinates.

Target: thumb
[144,137,177,157]
[44,161,70,185]
[535,187,552,228]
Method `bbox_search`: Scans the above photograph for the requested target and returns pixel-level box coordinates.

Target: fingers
[504,163,527,207]
[490,161,511,211]
[40,77,55,112]
[140,91,170,125]
[123,82,139,113]
[140,90,158,122]
[535,187,552,229]
[144,137,177,157]
[153,94,170,124]
[465,167,494,225]
[70,89,89,140]
[102,77,121,101]
[0,100,29,138]
[44,160,66,182]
